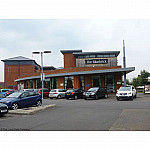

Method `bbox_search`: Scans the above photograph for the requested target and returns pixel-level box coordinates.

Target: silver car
[49,89,67,99]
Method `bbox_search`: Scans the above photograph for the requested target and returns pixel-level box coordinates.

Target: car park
[49,89,67,99]
[0,89,11,95]
[65,89,84,100]
[0,103,8,116]
[0,91,42,110]
[116,85,137,101]
[84,87,108,100]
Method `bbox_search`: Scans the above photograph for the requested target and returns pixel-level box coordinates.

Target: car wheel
[84,97,87,100]
[66,98,69,100]
[11,103,19,110]
[131,95,134,100]
[117,97,120,101]
[104,94,108,98]
[36,100,42,106]
[134,94,137,98]
[57,95,61,99]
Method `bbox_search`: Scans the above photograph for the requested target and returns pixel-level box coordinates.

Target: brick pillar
[28,80,30,89]
[33,80,36,89]
[85,75,91,91]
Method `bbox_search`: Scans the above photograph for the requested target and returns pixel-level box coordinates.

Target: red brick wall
[4,64,35,89]
[63,53,76,68]
[57,77,64,89]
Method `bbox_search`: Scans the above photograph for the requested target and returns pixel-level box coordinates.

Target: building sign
[85,59,108,64]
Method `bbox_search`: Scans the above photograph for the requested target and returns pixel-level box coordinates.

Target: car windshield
[88,88,99,92]
[7,92,22,98]
[0,94,5,98]
[119,86,131,91]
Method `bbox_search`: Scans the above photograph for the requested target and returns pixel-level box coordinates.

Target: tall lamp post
[32,51,51,106]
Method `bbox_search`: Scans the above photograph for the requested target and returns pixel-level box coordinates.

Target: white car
[49,89,67,99]
[116,85,137,101]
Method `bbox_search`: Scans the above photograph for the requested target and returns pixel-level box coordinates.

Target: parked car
[0,93,6,100]
[116,85,137,101]
[0,89,11,95]
[84,87,108,100]
[65,89,84,100]
[0,91,42,110]
[0,103,8,116]
[49,89,67,99]
[37,89,50,98]
[5,90,18,97]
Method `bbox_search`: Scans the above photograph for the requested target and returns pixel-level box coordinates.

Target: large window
[44,78,50,89]
[36,79,42,89]
[105,75,115,93]
[64,76,74,89]
[52,78,58,89]
[30,80,33,88]
[79,76,85,90]
[91,76,101,87]
[25,80,28,89]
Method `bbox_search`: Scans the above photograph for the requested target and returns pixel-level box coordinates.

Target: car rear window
[58,89,66,92]
[43,89,50,92]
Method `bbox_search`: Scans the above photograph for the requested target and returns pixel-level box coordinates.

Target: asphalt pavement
[0,93,150,131]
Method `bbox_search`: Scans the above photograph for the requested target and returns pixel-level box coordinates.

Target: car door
[18,92,30,108]
[28,92,38,106]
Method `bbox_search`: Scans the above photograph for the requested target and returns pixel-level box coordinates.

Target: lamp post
[32,50,51,106]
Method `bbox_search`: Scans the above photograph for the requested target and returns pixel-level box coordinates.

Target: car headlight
[91,92,95,95]
[5,101,11,103]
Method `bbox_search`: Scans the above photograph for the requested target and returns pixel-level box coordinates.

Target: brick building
[2,50,135,93]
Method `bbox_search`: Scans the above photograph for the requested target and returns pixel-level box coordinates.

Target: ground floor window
[91,76,101,87]
[105,75,115,93]
[52,78,58,89]
[64,76,74,89]
[25,80,28,89]
[30,80,33,88]
[36,79,42,89]
[79,76,85,90]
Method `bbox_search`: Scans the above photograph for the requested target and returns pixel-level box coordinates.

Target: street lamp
[32,50,51,106]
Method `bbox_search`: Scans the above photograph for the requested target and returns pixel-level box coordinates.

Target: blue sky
[0,19,150,81]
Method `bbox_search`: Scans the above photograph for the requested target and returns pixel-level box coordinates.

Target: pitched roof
[1,56,33,62]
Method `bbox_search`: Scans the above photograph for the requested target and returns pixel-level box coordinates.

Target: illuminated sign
[85,59,108,64]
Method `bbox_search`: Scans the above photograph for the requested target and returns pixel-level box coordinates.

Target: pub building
[2,49,135,93]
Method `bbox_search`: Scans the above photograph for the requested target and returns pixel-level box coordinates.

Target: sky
[0,19,150,82]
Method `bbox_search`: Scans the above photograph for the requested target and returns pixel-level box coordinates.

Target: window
[52,78,58,89]
[85,55,90,58]
[29,92,35,97]
[36,79,42,89]
[78,55,84,58]
[21,92,29,98]
[110,54,115,57]
[89,55,95,58]
[104,55,109,57]
[64,76,74,89]
[91,76,101,87]
[25,81,28,89]
[79,76,85,90]
[97,55,104,58]
[105,75,115,93]
[30,80,33,88]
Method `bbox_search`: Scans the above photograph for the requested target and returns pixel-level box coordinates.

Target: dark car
[84,87,108,100]
[5,90,18,97]
[65,89,84,100]
[0,103,8,116]
[0,91,42,110]
[37,89,50,98]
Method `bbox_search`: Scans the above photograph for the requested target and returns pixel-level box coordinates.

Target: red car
[36,89,50,98]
